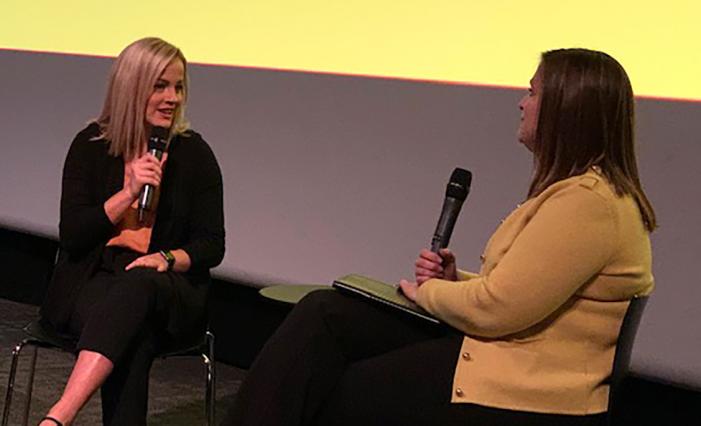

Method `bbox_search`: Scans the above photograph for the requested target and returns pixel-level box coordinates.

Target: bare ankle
[43,401,73,426]
[38,414,65,426]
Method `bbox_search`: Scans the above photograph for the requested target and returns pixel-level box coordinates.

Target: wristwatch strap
[159,250,176,270]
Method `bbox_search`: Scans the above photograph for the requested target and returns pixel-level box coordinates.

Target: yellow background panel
[1,1,699,100]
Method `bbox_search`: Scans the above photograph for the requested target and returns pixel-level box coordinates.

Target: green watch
[159,250,176,270]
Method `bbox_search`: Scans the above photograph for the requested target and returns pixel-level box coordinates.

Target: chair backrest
[606,295,649,424]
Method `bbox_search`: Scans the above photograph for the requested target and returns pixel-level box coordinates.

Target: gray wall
[1,50,699,388]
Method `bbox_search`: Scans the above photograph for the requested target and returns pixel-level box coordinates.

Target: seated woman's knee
[298,289,346,310]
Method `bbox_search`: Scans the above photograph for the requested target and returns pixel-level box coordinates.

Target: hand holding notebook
[332,274,440,324]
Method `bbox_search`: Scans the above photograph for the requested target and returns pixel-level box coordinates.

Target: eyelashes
[153,81,184,93]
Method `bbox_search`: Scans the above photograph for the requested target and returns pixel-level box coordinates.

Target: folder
[332,274,440,324]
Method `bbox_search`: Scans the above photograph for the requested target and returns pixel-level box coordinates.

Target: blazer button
[455,388,464,397]
[462,352,471,361]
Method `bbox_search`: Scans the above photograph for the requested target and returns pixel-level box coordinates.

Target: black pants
[223,290,606,426]
[66,247,189,426]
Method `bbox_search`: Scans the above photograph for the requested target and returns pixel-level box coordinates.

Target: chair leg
[2,339,29,426]
[203,331,216,426]
[21,346,39,426]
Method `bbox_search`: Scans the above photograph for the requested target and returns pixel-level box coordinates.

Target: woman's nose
[165,87,180,103]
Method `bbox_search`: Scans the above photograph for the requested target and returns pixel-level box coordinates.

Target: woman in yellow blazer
[224,48,656,426]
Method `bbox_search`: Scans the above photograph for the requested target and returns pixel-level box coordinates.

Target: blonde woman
[39,37,224,426]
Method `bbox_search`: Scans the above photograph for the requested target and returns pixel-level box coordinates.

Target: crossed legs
[41,263,172,425]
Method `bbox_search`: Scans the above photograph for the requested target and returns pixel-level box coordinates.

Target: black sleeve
[181,134,226,271]
[58,125,115,254]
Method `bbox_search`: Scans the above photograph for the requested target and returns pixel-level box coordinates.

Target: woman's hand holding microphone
[399,248,458,301]
[125,152,167,200]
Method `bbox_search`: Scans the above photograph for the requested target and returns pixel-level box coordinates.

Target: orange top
[106,163,161,254]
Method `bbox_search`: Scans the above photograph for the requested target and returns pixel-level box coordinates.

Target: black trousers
[223,290,606,426]
[66,246,193,426]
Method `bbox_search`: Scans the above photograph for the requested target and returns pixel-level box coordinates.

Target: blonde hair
[96,37,189,160]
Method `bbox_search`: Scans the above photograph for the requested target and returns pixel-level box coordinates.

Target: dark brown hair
[528,48,656,231]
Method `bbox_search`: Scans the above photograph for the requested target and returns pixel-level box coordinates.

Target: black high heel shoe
[39,416,63,426]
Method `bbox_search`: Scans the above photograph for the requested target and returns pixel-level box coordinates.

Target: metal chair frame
[2,320,215,426]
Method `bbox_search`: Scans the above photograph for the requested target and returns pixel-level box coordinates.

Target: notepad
[332,274,440,324]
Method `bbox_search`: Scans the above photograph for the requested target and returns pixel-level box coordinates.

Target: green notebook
[332,274,440,324]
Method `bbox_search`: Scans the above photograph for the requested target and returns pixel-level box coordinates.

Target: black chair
[2,320,215,426]
[606,295,649,426]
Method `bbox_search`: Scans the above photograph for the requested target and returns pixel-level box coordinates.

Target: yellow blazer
[416,169,653,415]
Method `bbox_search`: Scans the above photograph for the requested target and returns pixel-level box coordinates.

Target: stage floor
[0,298,246,425]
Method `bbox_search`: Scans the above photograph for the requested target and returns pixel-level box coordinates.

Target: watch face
[160,250,175,269]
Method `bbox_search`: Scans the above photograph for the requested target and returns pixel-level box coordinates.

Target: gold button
[479,255,485,262]
[462,352,471,361]
[455,388,464,397]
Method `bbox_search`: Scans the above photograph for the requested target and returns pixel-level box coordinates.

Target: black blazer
[41,123,225,334]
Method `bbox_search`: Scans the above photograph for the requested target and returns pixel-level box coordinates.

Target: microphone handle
[137,148,164,220]
[430,197,464,253]
[430,237,443,253]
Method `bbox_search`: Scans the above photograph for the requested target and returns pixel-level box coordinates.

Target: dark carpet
[0,298,246,425]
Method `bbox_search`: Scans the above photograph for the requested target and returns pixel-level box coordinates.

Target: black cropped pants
[66,246,195,426]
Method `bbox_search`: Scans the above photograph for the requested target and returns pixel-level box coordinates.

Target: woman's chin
[518,138,534,152]
[146,119,173,129]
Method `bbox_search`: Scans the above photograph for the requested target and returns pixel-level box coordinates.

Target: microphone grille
[446,167,472,200]
[148,126,169,151]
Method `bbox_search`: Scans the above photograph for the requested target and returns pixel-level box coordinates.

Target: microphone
[430,167,472,253]
[137,126,169,222]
